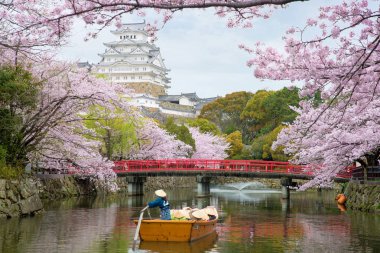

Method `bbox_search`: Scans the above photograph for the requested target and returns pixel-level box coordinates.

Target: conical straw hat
[180,209,191,219]
[204,206,218,218]
[191,209,209,221]
[172,210,183,219]
[154,189,167,197]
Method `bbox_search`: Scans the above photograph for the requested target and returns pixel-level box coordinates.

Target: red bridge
[113,159,352,196]
[113,159,352,181]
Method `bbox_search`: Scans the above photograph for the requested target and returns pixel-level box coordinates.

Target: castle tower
[92,21,170,97]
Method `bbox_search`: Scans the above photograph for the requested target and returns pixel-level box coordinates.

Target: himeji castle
[92,21,170,97]
[88,21,217,118]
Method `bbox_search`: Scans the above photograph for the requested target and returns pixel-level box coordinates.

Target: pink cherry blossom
[189,127,230,160]
[129,120,193,160]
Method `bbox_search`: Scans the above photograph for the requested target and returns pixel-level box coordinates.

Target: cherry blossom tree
[189,127,230,160]
[129,119,193,160]
[10,61,135,191]
[242,0,380,189]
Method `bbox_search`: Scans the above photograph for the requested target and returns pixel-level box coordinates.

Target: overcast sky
[57,1,332,98]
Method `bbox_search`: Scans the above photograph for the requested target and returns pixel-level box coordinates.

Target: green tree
[251,125,289,161]
[261,87,300,131]
[164,117,195,150]
[0,65,40,167]
[241,88,300,137]
[251,135,266,160]
[83,106,138,160]
[187,118,220,135]
[226,131,244,159]
[240,90,274,137]
[263,126,289,161]
[199,91,252,141]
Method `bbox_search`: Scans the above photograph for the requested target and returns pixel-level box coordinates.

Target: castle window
[139,76,142,79]
[120,36,122,39]
[143,67,147,71]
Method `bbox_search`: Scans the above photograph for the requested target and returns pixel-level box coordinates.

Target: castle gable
[129,46,150,55]
[149,52,166,69]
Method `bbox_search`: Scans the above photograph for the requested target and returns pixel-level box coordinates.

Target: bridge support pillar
[196,175,212,198]
[280,177,292,199]
[127,176,146,196]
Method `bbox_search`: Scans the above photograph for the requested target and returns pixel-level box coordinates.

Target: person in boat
[148,189,171,220]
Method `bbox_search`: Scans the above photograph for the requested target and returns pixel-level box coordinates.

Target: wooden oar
[132,205,149,251]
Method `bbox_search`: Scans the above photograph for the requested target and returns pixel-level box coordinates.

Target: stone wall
[116,176,283,193]
[0,175,102,218]
[126,82,166,97]
[116,176,196,192]
[145,177,196,191]
[344,182,380,213]
[37,175,98,199]
[0,177,43,218]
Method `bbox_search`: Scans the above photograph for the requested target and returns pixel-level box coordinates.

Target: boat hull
[139,231,218,252]
[134,219,217,242]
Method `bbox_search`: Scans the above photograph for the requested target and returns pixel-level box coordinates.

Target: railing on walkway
[351,166,380,185]
[113,159,352,179]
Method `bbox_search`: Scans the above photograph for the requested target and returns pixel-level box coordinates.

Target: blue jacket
[148,197,171,220]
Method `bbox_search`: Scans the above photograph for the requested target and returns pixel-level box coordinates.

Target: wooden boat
[134,219,217,242]
[139,231,218,252]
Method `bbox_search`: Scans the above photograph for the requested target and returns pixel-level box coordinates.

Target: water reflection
[139,232,218,253]
[128,195,144,208]
[0,197,119,253]
[0,188,379,253]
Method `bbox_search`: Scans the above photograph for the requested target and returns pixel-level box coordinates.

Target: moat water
[0,185,380,253]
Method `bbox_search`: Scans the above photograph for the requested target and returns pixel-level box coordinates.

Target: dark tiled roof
[77,62,92,70]
[158,92,201,102]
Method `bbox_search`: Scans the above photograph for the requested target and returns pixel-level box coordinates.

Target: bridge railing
[113,159,353,179]
[113,159,309,175]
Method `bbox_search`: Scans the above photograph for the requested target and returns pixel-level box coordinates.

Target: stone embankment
[117,176,283,192]
[0,175,102,218]
[0,177,43,218]
[117,177,196,192]
[344,182,380,213]
[38,175,98,199]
